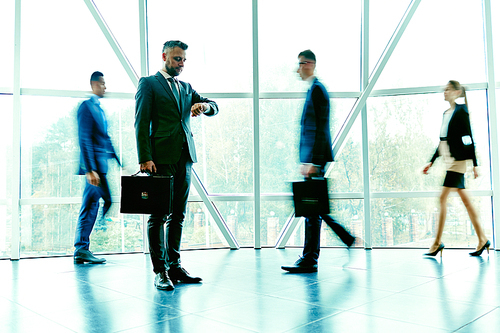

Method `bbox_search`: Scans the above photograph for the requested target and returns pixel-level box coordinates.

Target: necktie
[167,77,180,104]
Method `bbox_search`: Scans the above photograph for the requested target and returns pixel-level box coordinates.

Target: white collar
[160,69,177,82]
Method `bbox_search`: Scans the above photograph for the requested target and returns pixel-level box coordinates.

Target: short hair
[90,71,104,84]
[298,49,316,62]
[162,40,188,54]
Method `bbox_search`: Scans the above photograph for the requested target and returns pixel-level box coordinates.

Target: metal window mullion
[361,0,372,249]
[138,0,149,254]
[483,0,499,249]
[252,0,261,249]
[11,0,22,260]
[138,0,148,77]
[83,0,139,87]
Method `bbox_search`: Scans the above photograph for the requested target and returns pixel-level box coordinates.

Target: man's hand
[86,171,100,186]
[191,103,208,117]
[300,164,320,178]
[423,162,433,175]
[140,160,157,174]
[473,166,479,179]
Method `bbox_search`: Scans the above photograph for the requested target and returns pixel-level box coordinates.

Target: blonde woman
[423,80,489,257]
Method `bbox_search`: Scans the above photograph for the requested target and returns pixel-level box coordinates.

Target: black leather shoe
[154,272,174,291]
[168,267,202,283]
[74,249,106,264]
[281,257,318,273]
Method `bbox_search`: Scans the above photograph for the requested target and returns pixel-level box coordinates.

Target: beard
[165,62,181,77]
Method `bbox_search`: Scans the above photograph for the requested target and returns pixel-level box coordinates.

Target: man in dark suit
[75,71,120,264]
[135,40,219,290]
[281,50,355,273]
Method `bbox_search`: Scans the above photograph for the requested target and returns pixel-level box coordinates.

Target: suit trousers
[302,214,354,263]
[74,172,111,253]
[300,167,354,263]
[148,144,193,274]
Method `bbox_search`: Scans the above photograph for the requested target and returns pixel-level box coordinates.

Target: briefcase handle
[129,170,173,179]
[131,170,157,177]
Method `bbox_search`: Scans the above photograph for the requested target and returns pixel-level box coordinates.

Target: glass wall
[374,0,486,89]
[2,0,500,258]
[259,0,361,92]
[0,1,14,90]
[0,96,13,258]
[147,0,253,93]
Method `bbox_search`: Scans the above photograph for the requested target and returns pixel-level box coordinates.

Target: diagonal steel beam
[276,213,302,249]
[191,169,239,249]
[84,0,139,87]
[326,0,421,177]
[276,0,421,249]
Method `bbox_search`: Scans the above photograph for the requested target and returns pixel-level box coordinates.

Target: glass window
[367,90,490,192]
[261,200,294,247]
[260,99,302,194]
[20,95,138,256]
[371,197,493,248]
[327,118,363,193]
[92,0,141,75]
[0,206,9,258]
[202,201,253,247]
[20,96,134,199]
[0,96,13,258]
[260,98,358,194]
[192,99,253,194]
[21,96,87,199]
[259,1,360,92]
[0,1,14,90]
[180,202,230,249]
[20,204,143,257]
[147,0,252,93]
[374,0,486,89]
[369,0,413,75]
[20,0,136,93]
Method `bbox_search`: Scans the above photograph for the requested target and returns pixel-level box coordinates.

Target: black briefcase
[120,172,173,214]
[292,179,330,217]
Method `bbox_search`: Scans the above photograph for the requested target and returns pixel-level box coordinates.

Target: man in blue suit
[281,50,355,273]
[74,71,120,264]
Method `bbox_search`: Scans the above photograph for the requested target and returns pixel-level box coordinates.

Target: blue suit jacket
[299,77,334,166]
[77,95,119,175]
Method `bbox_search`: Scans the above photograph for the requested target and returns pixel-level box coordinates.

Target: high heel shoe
[424,243,445,257]
[469,240,490,256]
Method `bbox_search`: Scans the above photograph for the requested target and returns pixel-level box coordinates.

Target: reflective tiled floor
[1,248,499,332]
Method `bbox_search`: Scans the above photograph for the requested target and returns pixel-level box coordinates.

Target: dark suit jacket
[135,72,218,165]
[299,77,334,166]
[77,96,119,175]
[430,103,478,166]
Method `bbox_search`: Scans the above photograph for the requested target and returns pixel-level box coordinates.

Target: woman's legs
[457,189,488,250]
[430,187,452,252]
